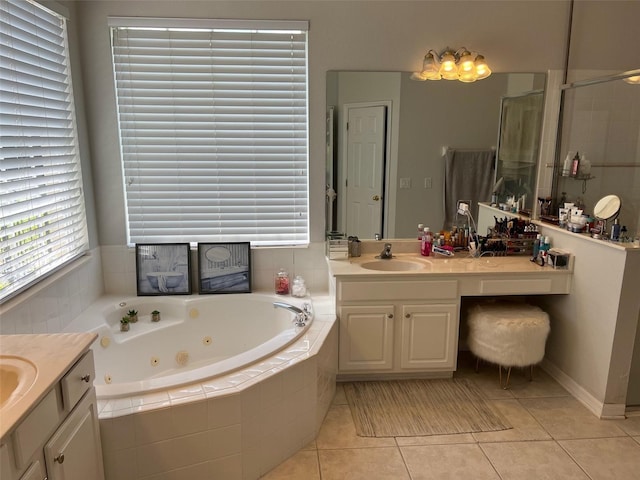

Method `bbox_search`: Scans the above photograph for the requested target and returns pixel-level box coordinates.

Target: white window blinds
[0,0,88,302]
[110,19,309,246]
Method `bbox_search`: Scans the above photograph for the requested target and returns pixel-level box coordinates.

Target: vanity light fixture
[411,47,492,82]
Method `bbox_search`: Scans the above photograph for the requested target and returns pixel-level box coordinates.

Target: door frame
[340,101,394,238]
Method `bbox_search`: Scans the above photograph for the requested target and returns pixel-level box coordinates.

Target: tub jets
[273,301,311,327]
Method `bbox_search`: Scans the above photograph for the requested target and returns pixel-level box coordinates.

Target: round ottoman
[467,302,550,389]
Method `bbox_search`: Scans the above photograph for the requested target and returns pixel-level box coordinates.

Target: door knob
[372,195,380,201]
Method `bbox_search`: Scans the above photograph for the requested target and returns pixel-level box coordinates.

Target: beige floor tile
[615,415,640,436]
[301,440,316,451]
[455,365,516,400]
[260,450,320,480]
[560,437,640,480]
[401,444,500,480]
[318,447,410,480]
[505,368,570,398]
[315,404,396,449]
[519,396,627,439]
[395,432,476,446]
[332,383,347,405]
[481,441,589,479]
[472,399,551,443]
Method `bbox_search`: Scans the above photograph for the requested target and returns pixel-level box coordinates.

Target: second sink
[360,259,426,271]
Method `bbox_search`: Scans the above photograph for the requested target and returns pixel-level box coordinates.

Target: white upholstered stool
[467,302,550,389]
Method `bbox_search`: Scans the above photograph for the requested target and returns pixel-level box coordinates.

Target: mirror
[326,71,546,239]
[553,74,640,239]
[594,195,621,221]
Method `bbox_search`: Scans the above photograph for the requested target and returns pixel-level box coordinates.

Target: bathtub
[73,293,312,398]
[66,293,337,479]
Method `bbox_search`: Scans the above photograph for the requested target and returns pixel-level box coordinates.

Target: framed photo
[135,243,192,296]
[198,242,251,294]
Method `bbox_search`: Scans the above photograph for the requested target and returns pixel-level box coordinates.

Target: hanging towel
[443,149,495,229]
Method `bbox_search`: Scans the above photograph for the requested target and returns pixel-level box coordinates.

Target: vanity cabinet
[336,278,460,377]
[2,350,104,480]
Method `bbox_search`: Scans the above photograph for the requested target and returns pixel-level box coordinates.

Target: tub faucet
[378,243,393,259]
[273,302,310,327]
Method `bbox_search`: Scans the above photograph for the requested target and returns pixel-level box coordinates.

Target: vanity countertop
[0,332,97,440]
[327,253,573,277]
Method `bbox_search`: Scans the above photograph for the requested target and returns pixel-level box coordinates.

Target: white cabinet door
[44,390,105,480]
[339,305,395,371]
[400,304,459,370]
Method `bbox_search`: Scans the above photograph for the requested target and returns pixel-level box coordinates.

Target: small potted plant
[151,310,161,322]
[120,316,130,332]
[127,309,138,323]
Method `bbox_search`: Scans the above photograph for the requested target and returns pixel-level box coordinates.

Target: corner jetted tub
[70,293,313,398]
[64,292,337,480]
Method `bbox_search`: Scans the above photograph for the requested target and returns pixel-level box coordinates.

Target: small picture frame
[135,243,192,296]
[198,242,251,294]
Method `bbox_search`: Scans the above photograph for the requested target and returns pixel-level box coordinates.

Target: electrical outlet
[424,177,432,189]
[400,177,411,189]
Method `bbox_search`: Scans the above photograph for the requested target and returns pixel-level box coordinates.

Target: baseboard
[540,359,626,419]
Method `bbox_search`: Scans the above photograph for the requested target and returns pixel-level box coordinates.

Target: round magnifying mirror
[593,194,621,220]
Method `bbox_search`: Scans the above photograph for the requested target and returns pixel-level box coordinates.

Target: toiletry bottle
[417,223,424,240]
[570,152,581,177]
[561,151,574,177]
[275,268,290,295]
[541,237,551,263]
[579,153,591,177]
[420,227,433,256]
[611,219,621,241]
[531,233,541,261]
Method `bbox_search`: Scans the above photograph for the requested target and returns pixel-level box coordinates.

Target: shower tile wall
[101,243,330,296]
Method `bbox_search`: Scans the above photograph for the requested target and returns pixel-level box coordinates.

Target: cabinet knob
[55,453,65,464]
[387,313,393,319]
[405,313,411,318]
[81,374,91,383]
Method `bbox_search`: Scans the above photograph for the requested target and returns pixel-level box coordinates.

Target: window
[0,0,89,302]
[110,18,309,246]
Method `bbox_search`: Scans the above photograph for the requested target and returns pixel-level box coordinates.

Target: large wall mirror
[326,71,546,239]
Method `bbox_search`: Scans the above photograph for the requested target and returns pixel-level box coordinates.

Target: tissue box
[326,238,348,259]
[547,248,570,269]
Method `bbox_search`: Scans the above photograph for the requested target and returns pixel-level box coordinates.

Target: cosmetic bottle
[420,227,433,256]
[531,234,541,261]
[561,151,574,177]
[570,152,581,177]
[611,219,621,241]
[417,223,424,240]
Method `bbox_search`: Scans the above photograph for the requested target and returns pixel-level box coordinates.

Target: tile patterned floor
[260,355,640,480]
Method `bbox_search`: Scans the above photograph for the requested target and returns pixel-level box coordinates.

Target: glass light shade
[623,75,640,84]
[474,55,491,79]
[439,51,458,80]
[458,51,475,73]
[458,70,477,82]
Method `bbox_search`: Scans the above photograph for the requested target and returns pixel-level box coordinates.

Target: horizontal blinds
[0,0,89,302]
[111,22,309,246]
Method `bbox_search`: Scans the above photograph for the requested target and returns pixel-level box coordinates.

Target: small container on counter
[275,268,290,295]
[291,275,307,297]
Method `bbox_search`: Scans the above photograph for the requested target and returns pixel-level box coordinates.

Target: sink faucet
[378,242,393,259]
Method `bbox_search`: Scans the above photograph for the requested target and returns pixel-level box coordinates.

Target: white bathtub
[67,293,313,399]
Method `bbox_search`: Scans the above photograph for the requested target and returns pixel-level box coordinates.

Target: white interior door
[345,105,387,238]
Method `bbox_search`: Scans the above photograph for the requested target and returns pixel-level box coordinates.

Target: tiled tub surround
[88,295,337,480]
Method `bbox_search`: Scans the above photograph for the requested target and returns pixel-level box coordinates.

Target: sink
[0,355,38,409]
[360,260,427,271]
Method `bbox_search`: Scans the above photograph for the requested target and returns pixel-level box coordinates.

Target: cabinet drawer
[339,280,458,302]
[61,350,94,412]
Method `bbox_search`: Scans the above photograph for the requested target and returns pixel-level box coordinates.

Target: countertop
[327,253,573,277]
[0,332,97,441]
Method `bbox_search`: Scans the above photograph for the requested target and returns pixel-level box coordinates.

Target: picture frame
[135,243,192,296]
[197,242,251,294]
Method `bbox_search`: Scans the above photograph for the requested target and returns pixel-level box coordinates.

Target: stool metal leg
[498,365,513,390]
[529,364,534,382]
[475,356,480,373]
